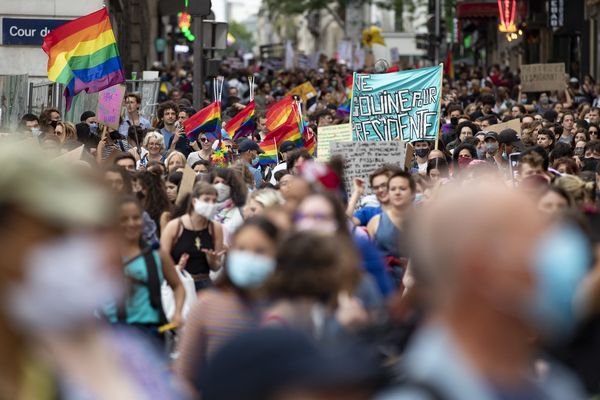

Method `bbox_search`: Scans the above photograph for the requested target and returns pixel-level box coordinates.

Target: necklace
[189,215,203,251]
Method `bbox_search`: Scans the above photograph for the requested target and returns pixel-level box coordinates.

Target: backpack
[117,248,167,326]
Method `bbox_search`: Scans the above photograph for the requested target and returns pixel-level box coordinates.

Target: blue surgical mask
[476,148,486,159]
[89,122,98,133]
[30,127,42,137]
[414,193,424,204]
[252,155,260,167]
[226,250,275,288]
[528,224,591,340]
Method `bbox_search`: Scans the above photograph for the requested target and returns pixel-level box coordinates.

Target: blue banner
[2,18,70,46]
[351,65,443,142]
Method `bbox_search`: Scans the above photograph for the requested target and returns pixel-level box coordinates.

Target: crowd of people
[3,58,600,399]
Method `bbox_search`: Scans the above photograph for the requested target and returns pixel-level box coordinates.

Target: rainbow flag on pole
[42,8,125,111]
[265,96,294,131]
[183,102,221,141]
[225,100,256,140]
[258,111,304,166]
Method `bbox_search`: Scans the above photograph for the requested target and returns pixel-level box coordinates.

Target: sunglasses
[199,138,209,143]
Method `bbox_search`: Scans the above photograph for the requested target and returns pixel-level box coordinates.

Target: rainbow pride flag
[42,8,125,110]
[225,100,256,140]
[183,102,221,141]
[258,114,304,166]
[265,96,294,131]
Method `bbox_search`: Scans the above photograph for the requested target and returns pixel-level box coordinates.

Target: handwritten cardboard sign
[316,123,353,161]
[520,63,565,92]
[96,84,126,130]
[486,118,521,135]
[330,141,407,194]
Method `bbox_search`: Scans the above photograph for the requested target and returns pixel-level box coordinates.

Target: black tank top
[170,224,214,275]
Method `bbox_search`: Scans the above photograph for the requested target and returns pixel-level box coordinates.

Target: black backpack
[116,248,167,326]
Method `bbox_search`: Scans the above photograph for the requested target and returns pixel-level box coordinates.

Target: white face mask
[214,182,231,202]
[193,199,218,219]
[4,235,122,334]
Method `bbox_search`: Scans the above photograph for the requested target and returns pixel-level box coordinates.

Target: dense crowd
[3,58,600,400]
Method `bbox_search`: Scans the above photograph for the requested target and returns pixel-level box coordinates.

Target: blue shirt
[246,162,263,188]
[104,251,164,325]
[353,206,382,226]
[118,114,152,136]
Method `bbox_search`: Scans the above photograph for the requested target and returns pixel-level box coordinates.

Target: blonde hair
[554,175,595,205]
[249,188,284,208]
[142,131,165,151]
[55,121,77,143]
[165,151,186,173]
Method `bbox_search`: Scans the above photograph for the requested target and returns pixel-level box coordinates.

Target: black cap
[80,111,95,122]
[279,141,296,153]
[484,132,498,141]
[498,129,520,144]
[198,328,383,400]
[238,138,265,154]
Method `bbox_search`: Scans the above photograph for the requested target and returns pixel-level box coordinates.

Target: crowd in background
[3,57,600,399]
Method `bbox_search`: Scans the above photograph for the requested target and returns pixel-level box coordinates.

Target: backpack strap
[143,249,168,325]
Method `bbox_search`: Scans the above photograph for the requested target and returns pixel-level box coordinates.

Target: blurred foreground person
[198,328,382,400]
[0,143,183,399]
[379,179,589,399]
[175,217,280,391]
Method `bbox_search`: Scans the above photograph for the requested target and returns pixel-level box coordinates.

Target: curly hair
[137,171,172,226]
[266,232,360,304]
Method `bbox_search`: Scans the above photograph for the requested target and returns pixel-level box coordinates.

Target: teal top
[104,250,164,325]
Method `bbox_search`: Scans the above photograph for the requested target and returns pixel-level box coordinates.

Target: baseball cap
[483,132,498,141]
[279,141,296,153]
[498,129,520,144]
[238,138,265,154]
[0,141,112,227]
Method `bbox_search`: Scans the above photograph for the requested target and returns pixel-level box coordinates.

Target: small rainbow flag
[183,101,221,141]
[266,96,294,131]
[258,114,304,166]
[337,98,351,115]
[225,100,256,140]
[42,8,125,111]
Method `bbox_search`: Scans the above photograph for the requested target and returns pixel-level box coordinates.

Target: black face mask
[582,157,599,172]
[450,117,459,126]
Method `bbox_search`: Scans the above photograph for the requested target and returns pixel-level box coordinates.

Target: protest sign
[316,124,353,161]
[330,141,407,194]
[351,65,443,142]
[286,82,318,104]
[486,118,521,135]
[520,63,565,92]
[96,84,126,130]
[176,164,196,205]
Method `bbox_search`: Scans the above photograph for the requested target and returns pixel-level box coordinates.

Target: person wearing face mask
[368,171,416,286]
[482,132,504,167]
[161,182,225,291]
[237,138,265,188]
[412,140,432,175]
[210,168,248,243]
[18,113,41,138]
[0,143,185,399]
[452,143,478,173]
[175,217,280,392]
[379,180,589,400]
[581,140,600,172]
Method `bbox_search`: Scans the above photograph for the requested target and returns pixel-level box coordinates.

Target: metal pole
[434,0,440,65]
[193,17,205,108]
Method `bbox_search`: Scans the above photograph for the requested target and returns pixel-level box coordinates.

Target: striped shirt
[175,289,257,384]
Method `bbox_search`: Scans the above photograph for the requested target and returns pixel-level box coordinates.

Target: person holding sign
[347,166,394,227]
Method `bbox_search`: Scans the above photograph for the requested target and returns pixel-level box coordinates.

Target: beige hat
[0,141,112,227]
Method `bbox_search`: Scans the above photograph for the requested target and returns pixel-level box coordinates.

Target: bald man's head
[411,179,546,309]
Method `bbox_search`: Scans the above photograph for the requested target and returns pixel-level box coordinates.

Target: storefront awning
[457,3,499,19]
